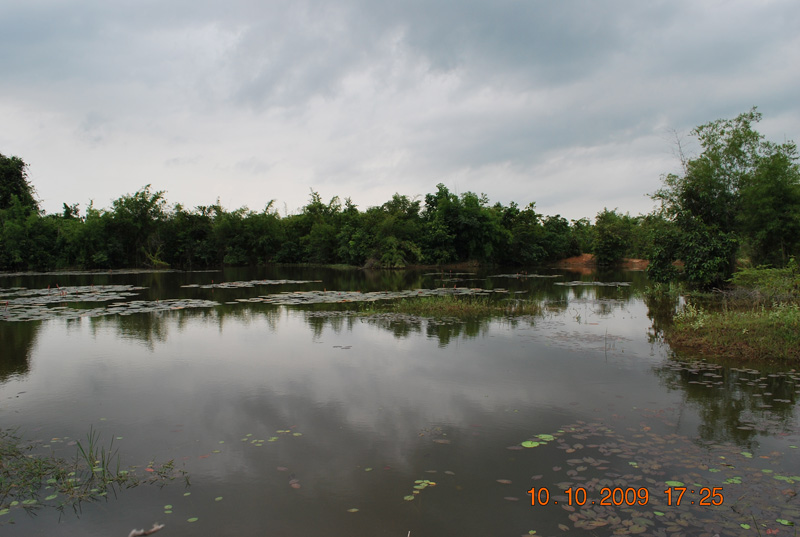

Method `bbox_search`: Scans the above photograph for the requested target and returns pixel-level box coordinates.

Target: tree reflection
[0,266,652,350]
[653,361,798,447]
[0,321,38,382]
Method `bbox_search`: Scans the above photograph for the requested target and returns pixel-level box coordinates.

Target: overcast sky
[2,0,798,221]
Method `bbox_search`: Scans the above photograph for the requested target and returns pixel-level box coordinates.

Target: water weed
[0,428,185,523]
[359,295,542,319]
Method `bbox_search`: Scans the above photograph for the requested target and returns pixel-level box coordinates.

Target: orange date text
[526,487,724,507]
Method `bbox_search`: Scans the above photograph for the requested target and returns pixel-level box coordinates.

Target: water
[1,267,798,536]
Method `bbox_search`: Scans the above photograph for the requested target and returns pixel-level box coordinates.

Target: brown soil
[554,253,649,270]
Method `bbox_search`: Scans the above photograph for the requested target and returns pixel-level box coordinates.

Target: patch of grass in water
[360,295,542,319]
[0,427,185,523]
[663,263,800,362]
[669,301,800,362]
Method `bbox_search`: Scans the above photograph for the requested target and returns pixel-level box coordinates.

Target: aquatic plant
[360,294,542,319]
[0,427,185,523]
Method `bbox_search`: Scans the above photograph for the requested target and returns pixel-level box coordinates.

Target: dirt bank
[554,253,649,270]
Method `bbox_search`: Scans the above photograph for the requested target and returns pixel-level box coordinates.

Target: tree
[0,153,38,212]
[649,108,800,287]
[107,185,167,266]
[593,209,632,267]
[737,150,800,266]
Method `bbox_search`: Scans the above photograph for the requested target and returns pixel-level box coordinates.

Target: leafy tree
[421,184,458,264]
[503,203,544,264]
[650,108,800,287]
[569,218,594,255]
[0,153,38,212]
[163,204,216,269]
[541,215,577,262]
[593,209,631,267]
[107,185,167,267]
[369,194,423,267]
[737,150,800,266]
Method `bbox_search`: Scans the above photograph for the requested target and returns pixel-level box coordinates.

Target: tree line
[2,108,799,286]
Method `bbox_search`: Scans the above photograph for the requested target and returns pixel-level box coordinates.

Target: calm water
[1,267,799,537]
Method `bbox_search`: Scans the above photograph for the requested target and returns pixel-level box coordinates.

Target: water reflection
[1,267,799,536]
[0,321,38,380]
[654,361,799,446]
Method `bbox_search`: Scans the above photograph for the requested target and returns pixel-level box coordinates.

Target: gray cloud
[1,0,798,220]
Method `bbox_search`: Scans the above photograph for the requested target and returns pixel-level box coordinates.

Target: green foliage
[667,264,800,361]
[670,301,800,361]
[729,260,800,301]
[737,151,800,266]
[592,209,632,266]
[650,108,800,287]
[0,153,38,212]
[0,427,185,520]
[4,122,793,273]
[569,218,594,255]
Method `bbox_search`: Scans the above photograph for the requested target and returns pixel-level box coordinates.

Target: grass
[669,301,800,361]
[664,261,800,362]
[359,295,542,319]
[0,427,185,522]
[729,263,800,302]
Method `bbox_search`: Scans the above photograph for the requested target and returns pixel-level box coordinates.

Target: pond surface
[1,267,799,537]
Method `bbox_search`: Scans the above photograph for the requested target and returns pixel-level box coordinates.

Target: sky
[1,0,799,221]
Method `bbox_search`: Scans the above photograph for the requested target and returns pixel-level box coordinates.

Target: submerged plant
[0,427,186,523]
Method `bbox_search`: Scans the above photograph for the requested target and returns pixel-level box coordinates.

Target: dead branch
[128,523,165,537]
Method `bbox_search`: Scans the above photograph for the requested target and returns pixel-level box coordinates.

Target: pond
[1,266,799,537]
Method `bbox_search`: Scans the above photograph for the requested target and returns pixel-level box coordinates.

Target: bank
[663,264,800,362]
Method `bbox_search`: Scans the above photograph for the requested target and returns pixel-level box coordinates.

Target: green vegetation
[666,262,800,361]
[648,108,800,288]
[669,302,800,362]
[1,108,798,282]
[0,427,184,521]
[729,261,800,301]
[0,166,594,270]
[359,294,542,319]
